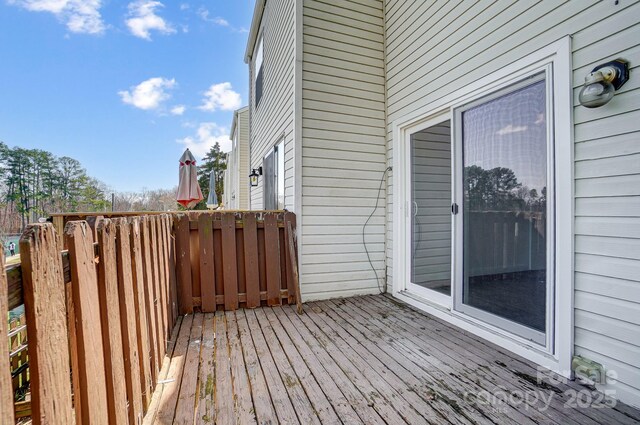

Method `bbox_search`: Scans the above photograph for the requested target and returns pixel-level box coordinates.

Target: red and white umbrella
[176,148,203,209]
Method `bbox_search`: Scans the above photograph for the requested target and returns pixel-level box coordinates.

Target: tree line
[0,141,228,234]
[0,142,111,233]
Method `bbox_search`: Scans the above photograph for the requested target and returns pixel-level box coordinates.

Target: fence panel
[115,218,144,424]
[96,219,129,425]
[129,217,153,408]
[178,212,301,313]
[20,223,74,424]
[66,220,109,424]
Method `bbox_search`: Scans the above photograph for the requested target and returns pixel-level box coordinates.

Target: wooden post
[20,223,74,424]
[286,220,303,314]
[96,219,129,425]
[199,213,216,312]
[0,254,15,424]
[264,213,282,306]
[243,213,260,308]
[65,220,110,424]
[115,219,144,425]
[175,214,193,314]
[221,213,238,310]
[129,217,153,409]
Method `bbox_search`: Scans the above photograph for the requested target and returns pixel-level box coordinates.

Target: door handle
[451,203,459,215]
[413,201,418,217]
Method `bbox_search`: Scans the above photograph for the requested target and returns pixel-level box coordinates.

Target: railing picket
[115,218,144,424]
[20,223,74,425]
[161,215,176,327]
[264,213,282,306]
[129,217,153,409]
[65,221,109,423]
[199,213,216,312]
[221,213,239,310]
[0,254,15,424]
[175,214,193,314]
[96,219,129,425]
[165,214,179,326]
[149,216,167,359]
[243,213,260,308]
[153,217,169,343]
[141,216,160,384]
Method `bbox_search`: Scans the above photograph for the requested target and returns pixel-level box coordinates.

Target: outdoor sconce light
[249,167,262,187]
[579,59,629,108]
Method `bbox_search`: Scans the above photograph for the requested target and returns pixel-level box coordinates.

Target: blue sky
[0,0,254,192]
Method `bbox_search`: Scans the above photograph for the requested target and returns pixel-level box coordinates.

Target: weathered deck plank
[225,310,258,425]
[174,313,202,424]
[144,295,640,425]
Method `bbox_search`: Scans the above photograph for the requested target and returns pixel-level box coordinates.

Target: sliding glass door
[407,72,553,345]
[454,73,552,345]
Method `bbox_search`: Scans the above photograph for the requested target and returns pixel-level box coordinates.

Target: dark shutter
[263,150,276,210]
[255,65,263,108]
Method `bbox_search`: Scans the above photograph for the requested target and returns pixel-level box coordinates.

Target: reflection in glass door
[455,74,551,344]
[410,121,452,299]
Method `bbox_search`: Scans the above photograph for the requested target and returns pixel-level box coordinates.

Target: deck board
[145,295,640,425]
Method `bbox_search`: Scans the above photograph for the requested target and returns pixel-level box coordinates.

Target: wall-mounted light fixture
[579,59,629,108]
[249,167,262,187]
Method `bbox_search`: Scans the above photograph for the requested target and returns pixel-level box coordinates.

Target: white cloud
[179,3,189,10]
[118,77,176,110]
[125,0,175,40]
[177,122,231,158]
[199,82,241,112]
[496,124,528,136]
[8,0,105,34]
[171,105,186,116]
[196,7,229,26]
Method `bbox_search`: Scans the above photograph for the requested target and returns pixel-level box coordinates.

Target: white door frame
[392,37,574,376]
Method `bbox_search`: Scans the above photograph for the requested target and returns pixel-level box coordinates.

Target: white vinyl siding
[248,0,295,211]
[301,0,386,300]
[236,108,250,210]
[386,0,640,407]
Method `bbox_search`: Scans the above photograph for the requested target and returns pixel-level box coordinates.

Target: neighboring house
[244,0,640,408]
[222,106,250,210]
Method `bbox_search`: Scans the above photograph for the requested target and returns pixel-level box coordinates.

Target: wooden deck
[144,295,640,425]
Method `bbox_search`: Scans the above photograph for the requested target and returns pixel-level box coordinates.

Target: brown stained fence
[0,214,178,424]
[173,211,301,314]
[1,211,300,423]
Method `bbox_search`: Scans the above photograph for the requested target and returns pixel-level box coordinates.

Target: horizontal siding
[249,0,296,210]
[301,0,386,300]
[238,108,250,210]
[385,0,640,407]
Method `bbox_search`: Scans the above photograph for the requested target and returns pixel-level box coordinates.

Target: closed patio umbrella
[206,170,218,209]
[176,148,203,209]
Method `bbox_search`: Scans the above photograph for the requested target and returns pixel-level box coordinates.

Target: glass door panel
[410,120,452,298]
[457,75,550,342]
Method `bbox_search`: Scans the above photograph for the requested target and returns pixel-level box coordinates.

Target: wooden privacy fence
[174,211,301,314]
[1,210,301,423]
[0,214,177,424]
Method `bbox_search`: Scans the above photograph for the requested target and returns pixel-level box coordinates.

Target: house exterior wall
[247,0,296,211]
[384,0,640,407]
[224,107,250,210]
[300,0,386,300]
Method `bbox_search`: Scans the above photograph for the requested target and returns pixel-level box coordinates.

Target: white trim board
[392,36,574,376]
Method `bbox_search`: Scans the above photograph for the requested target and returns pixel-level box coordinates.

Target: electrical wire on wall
[363,165,392,294]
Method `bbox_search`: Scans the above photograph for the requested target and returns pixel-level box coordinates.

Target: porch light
[579,59,629,108]
[249,167,262,187]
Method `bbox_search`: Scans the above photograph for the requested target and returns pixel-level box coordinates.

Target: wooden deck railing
[174,211,301,314]
[1,211,300,424]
